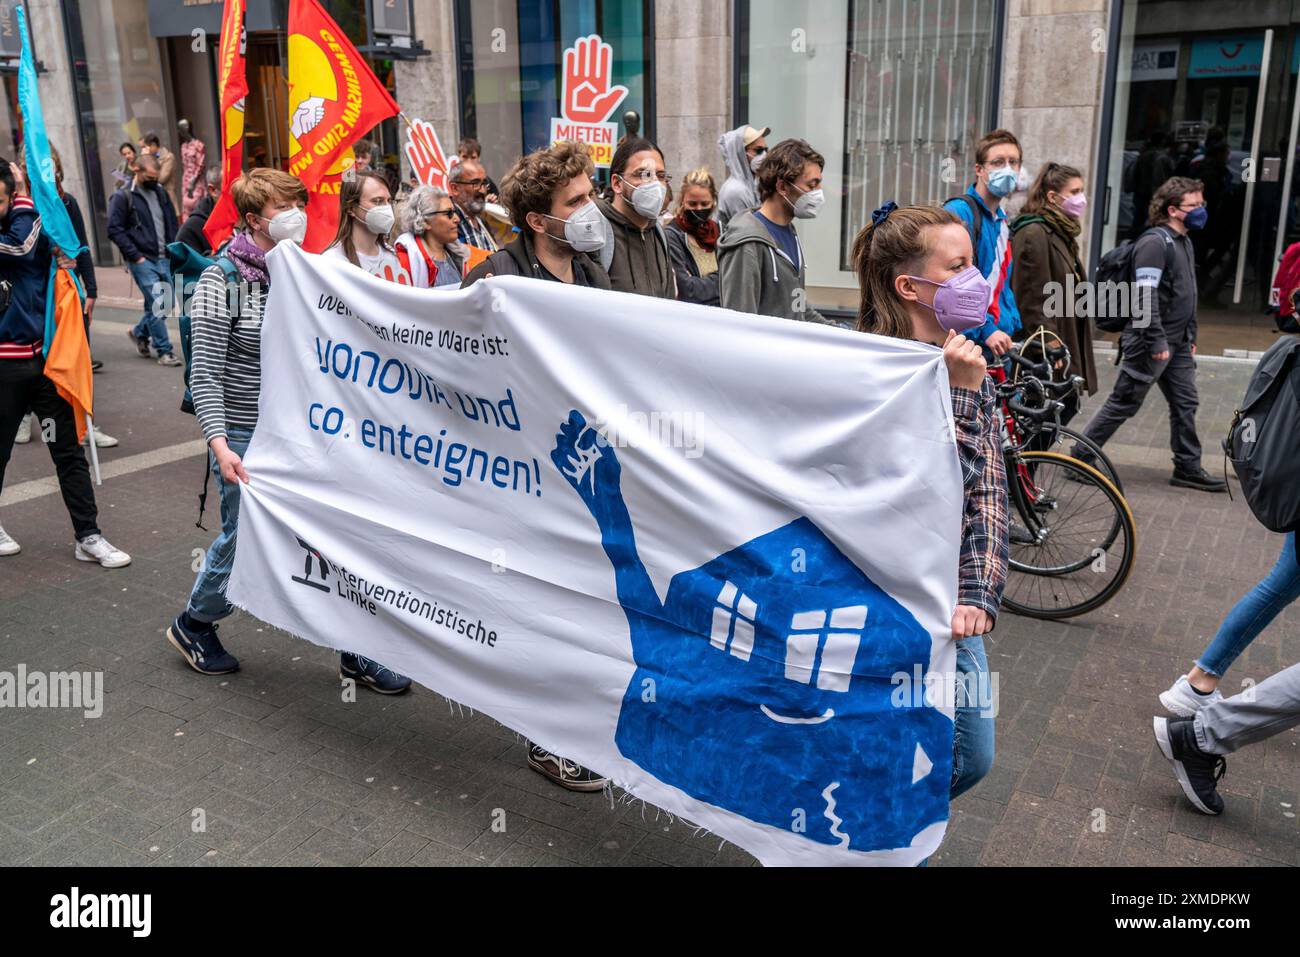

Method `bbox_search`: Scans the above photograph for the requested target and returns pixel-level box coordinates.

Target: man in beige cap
[717,123,770,229]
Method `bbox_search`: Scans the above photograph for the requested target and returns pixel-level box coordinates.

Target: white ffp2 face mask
[784,182,825,220]
[264,207,307,245]
[362,203,395,236]
[621,177,666,220]
[544,201,606,253]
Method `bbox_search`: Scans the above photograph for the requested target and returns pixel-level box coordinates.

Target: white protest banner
[549,34,628,168]
[228,241,964,866]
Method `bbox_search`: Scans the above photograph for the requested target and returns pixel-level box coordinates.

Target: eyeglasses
[453,178,489,189]
[430,209,460,220]
[985,157,1022,170]
[623,169,671,185]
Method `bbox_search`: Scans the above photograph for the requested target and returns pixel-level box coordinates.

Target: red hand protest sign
[550,33,629,168]
[404,118,450,191]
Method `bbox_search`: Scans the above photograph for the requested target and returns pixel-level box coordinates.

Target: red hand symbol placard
[562,35,629,124]
[405,118,449,191]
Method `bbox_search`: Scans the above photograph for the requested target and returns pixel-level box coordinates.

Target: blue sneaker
[166,614,240,675]
[340,653,411,694]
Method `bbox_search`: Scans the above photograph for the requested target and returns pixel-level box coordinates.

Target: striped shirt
[189,263,265,442]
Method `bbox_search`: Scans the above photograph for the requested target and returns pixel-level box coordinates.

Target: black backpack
[1092,227,1174,333]
[1223,336,1300,535]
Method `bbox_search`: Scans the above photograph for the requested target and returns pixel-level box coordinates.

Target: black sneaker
[166,614,240,675]
[126,327,151,358]
[527,744,608,792]
[1152,716,1226,815]
[91,359,103,373]
[1170,466,1227,492]
[339,652,412,694]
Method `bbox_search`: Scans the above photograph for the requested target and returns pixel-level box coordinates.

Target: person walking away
[665,167,721,306]
[593,137,676,299]
[717,138,835,325]
[140,131,179,214]
[178,119,207,220]
[396,185,466,289]
[942,129,1024,359]
[463,141,612,792]
[322,170,411,284]
[1010,162,1098,409]
[852,201,1009,810]
[447,159,498,252]
[106,153,182,366]
[1072,176,1226,491]
[716,124,769,229]
[0,157,130,567]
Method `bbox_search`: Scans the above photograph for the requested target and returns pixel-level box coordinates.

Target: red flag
[302,164,345,254]
[287,0,399,191]
[204,0,248,248]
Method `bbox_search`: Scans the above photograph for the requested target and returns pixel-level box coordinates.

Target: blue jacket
[107,181,178,263]
[943,185,1021,347]
[0,196,52,350]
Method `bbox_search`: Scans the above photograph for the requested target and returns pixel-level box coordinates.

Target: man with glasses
[594,137,676,299]
[943,129,1024,359]
[448,158,499,252]
[1074,177,1227,492]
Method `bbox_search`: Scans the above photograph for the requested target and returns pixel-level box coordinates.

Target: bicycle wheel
[1037,424,1123,492]
[1003,451,1137,620]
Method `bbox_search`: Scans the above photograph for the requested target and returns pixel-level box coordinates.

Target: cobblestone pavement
[1,312,1297,866]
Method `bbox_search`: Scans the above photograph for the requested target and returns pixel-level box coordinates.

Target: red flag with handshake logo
[203,0,248,249]
[549,34,629,168]
[287,0,399,190]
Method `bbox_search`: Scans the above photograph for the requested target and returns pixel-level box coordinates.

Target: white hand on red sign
[562,35,629,124]
[405,118,449,191]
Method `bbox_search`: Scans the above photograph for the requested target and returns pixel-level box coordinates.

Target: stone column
[653,0,731,186]
[1001,0,1112,261]
[393,0,461,172]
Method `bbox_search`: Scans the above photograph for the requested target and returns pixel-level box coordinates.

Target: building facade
[0,0,1284,336]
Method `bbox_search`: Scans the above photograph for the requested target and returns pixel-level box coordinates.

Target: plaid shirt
[455,204,498,252]
[950,377,1009,622]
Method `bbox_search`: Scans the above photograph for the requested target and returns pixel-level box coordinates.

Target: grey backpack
[1223,336,1300,533]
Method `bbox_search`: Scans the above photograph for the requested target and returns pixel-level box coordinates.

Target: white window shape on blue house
[710,581,757,661]
[784,605,869,692]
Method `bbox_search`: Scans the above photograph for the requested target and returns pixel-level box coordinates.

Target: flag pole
[84,413,102,486]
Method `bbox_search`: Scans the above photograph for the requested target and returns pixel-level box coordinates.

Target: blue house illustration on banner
[552,410,952,853]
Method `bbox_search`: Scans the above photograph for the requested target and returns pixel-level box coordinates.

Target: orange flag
[204,0,248,248]
[43,270,93,443]
[287,0,399,191]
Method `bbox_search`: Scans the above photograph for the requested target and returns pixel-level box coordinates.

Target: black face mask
[684,207,715,228]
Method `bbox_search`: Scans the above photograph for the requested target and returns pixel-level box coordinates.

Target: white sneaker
[0,523,19,556]
[74,534,131,568]
[1159,675,1223,717]
[14,413,32,444]
[81,426,119,449]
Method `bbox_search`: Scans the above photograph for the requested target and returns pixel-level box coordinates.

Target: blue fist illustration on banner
[552,410,952,853]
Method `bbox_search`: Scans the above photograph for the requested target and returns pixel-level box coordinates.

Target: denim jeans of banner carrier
[951,633,995,800]
[1196,532,1300,679]
[128,256,175,356]
[187,429,253,624]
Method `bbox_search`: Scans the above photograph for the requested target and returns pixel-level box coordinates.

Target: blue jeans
[186,429,252,624]
[1196,532,1300,678]
[950,634,995,799]
[128,256,175,356]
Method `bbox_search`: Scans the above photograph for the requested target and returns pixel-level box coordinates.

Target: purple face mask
[906,266,991,333]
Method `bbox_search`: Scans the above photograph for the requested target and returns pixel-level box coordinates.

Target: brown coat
[1011,218,1098,394]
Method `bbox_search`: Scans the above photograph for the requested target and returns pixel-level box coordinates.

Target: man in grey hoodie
[717,138,836,325]
[717,124,769,229]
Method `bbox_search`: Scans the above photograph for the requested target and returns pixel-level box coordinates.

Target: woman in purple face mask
[852,202,1010,810]
[1010,162,1098,403]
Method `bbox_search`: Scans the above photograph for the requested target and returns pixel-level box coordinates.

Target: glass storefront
[737,0,1003,311]
[454,0,653,184]
[1103,0,1300,340]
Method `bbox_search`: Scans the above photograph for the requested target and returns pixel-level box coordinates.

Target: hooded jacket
[0,196,51,353]
[716,210,832,325]
[593,197,675,299]
[461,230,612,289]
[717,127,759,229]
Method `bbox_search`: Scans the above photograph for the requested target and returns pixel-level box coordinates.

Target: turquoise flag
[15,3,85,356]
